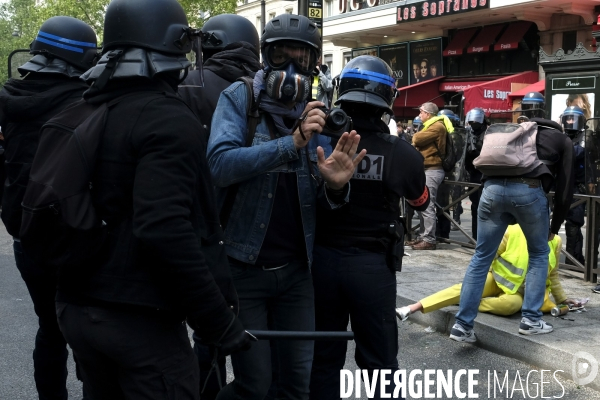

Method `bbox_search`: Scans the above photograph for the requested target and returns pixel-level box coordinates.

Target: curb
[396,293,600,392]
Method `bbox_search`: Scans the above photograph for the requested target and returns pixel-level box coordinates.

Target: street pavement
[2,200,600,399]
[399,198,600,394]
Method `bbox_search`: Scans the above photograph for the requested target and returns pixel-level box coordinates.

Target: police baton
[246,330,354,341]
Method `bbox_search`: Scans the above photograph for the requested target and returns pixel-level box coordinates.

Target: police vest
[491,225,558,294]
[316,130,400,251]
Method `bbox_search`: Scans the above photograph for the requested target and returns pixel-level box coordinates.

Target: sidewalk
[395,240,600,391]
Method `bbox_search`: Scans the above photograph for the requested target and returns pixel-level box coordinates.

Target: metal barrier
[405,179,599,283]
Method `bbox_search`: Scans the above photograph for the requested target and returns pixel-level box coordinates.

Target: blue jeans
[216,259,314,400]
[455,179,550,330]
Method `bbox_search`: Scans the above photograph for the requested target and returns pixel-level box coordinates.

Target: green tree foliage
[0,0,237,85]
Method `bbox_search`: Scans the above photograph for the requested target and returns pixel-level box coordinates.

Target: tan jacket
[411,120,446,170]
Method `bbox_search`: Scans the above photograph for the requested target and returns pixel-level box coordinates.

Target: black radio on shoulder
[317,107,353,139]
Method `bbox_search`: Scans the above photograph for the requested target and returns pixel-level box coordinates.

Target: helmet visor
[561,114,585,132]
[267,43,317,74]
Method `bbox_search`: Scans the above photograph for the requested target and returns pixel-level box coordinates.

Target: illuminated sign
[396,0,489,23]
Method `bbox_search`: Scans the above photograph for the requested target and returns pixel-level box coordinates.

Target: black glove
[191,314,255,357]
[217,316,255,356]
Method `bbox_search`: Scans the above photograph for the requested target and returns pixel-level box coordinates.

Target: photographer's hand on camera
[294,101,326,150]
[317,130,367,190]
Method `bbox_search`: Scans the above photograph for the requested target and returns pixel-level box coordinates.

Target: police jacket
[179,42,261,136]
[56,78,237,339]
[0,73,89,238]
[316,117,430,250]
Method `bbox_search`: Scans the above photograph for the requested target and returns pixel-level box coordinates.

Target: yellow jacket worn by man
[408,102,453,250]
[397,224,568,319]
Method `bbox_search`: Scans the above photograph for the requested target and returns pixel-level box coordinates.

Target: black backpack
[19,92,163,266]
[433,131,459,173]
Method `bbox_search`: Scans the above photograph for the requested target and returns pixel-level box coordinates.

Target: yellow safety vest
[491,225,558,295]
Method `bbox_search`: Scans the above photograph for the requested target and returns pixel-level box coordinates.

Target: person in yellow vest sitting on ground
[396,224,583,322]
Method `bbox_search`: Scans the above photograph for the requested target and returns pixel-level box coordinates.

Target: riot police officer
[0,16,97,399]
[179,14,260,141]
[463,107,489,240]
[54,0,253,398]
[562,105,587,265]
[309,55,430,399]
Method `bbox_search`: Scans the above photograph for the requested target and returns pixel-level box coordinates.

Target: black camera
[317,107,353,139]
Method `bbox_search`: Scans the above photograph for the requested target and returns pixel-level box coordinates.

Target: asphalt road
[1,218,599,400]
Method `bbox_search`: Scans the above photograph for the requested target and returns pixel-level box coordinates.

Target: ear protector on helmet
[265,62,312,103]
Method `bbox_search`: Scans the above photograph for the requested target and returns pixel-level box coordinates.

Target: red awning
[463,71,539,116]
[443,27,479,57]
[439,80,490,92]
[467,24,505,53]
[393,76,445,118]
[507,80,545,100]
[494,21,532,51]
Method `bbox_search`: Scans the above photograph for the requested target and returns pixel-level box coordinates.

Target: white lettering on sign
[500,44,512,49]
[496,90,510,100]
[354,154,384,181]
[483,89,494,99]
[447,50,457,55]
[566,81,581,87]
[472,46,484,52]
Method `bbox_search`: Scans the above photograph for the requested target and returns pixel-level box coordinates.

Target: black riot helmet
[103,0,193,55]
[521,91,545,119]
[438,109,460,127]
[260,14,321,74]
[335,56,397,114]
[201,14,259,58]
[29,16,98,71]
[561,106,586,137]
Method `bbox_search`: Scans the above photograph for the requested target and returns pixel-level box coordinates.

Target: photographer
[316,64,333,108]
[309,55,429,400]
[207,14,365,400]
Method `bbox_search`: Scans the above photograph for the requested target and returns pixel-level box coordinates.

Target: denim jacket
[207,81,342,267]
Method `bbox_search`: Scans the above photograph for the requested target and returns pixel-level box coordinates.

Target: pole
[247,330,355,340]
[298,0,308,17]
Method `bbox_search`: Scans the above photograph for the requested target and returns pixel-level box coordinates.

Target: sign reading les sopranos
[397,0,489,23]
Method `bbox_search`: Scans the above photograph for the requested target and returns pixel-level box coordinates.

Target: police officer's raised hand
[293,101,326,150]
[317,130,367,190]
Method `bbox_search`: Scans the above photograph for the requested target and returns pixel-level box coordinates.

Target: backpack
[472,121,542,176]
[433,131,459,173]
[19,92,164,266]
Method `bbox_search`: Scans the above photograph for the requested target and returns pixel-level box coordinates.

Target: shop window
[324,54,333,71]
[343,52,352,66]
[562,30,577,54]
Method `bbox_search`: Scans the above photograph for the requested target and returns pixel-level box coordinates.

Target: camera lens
[327,109,348,130]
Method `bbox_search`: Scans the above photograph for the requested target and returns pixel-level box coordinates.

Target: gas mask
[265,63,312,103]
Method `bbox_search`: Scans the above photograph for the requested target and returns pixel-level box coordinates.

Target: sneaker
[449,323,476,343]
[396,306,411,322]
[519,317,553,335]
[592,285,600,294]
[405,238,422,246]
[412,241,436,250]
